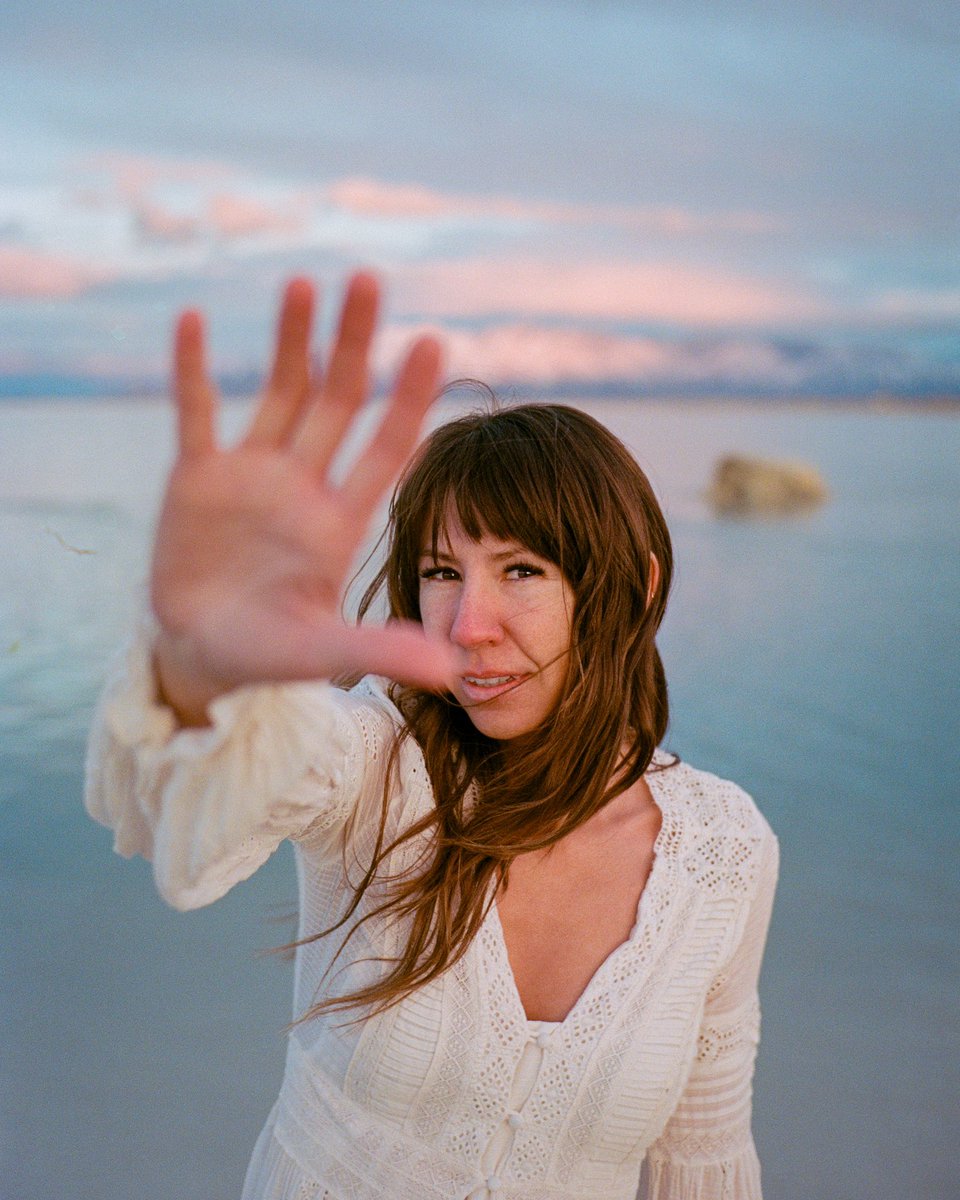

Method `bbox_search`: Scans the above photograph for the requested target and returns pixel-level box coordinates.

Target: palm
[150,274,454,716]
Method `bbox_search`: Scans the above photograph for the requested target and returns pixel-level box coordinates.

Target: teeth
[465,675,515,687]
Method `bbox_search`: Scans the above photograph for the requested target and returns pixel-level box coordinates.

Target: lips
[458,673,527,704]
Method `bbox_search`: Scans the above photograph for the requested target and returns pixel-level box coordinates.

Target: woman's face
[417,511,575,740]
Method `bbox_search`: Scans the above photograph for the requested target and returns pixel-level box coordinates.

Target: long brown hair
[296,402,673,1021]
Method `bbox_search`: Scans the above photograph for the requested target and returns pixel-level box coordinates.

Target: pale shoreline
[3,391,959,415]
[506,392,960,415]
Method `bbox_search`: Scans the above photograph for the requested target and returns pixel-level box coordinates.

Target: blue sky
[1,0,957,395]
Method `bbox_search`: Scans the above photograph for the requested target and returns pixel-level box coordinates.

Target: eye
[419,564,460,581]
[505,562,545,580]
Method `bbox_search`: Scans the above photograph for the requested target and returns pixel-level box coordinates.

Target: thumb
[333,621,463,691]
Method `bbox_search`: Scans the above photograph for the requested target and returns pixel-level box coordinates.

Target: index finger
[290,271,380,473]
[173,310,218,458]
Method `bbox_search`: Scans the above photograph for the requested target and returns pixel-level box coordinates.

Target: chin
[468,721,525,742]
[456,678,559,742]
[462,706,544,742]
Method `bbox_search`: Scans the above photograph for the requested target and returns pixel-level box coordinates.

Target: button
[486,1174,502,1191]
[507,1111,523,1130]
[535,1029,551,1049]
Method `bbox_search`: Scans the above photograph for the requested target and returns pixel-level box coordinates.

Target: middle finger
[243,277,316,448]
[292,271,380,475]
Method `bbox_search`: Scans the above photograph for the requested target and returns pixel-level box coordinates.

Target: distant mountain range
[2,370,957,404]
[5,317,958,402]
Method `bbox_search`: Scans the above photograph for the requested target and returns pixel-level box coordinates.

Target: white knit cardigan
[85,623,778,1200]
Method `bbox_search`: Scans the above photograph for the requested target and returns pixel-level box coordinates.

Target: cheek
[554,589,576,657]
[417,587,449,639]
[523,596,574,678]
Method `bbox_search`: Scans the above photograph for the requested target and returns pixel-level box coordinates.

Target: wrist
[152,628,227,727]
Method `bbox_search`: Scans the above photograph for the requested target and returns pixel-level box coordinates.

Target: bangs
[385,402,667,630]
[417,419,568,569]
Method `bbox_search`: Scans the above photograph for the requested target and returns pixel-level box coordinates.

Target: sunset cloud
[374,323,663,383]
[84,152,232,202]
[133,192,307,244]
[326,177,779,236]
[78,153,308,247]
[48,158,787,293]
[391,258,821,326]
[208,193,306,239]
[81,160,779,252]
[375,321,829,389]
[133,201,203,244]
[0,245,111,299]
[2,152,948,398]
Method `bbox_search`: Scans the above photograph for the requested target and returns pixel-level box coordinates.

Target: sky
[0,0,957,397]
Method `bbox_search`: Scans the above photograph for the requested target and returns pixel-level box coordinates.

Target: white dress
[85,621,779,1200]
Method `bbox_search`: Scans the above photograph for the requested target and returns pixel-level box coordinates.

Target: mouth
[459,673,527,703]
[464,674,516,687]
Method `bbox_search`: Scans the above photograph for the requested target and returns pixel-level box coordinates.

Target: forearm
[85,612,362,908]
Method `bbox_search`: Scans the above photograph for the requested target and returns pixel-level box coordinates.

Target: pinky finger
[173,310,218,458]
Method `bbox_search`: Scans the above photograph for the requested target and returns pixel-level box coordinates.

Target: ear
[646,552,661,609]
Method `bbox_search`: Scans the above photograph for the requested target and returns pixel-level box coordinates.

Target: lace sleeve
[639,825,779,1200]
[84,612,371,912]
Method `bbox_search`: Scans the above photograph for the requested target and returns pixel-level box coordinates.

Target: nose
[448,579,504,648]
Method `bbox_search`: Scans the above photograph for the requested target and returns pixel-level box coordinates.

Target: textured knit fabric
[85,621,779,1200]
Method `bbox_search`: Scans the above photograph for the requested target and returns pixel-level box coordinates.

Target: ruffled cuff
[643,1140,762,1200]
[85,610,352,910]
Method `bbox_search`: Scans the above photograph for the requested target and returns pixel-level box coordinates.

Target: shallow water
[1,397,958,1199]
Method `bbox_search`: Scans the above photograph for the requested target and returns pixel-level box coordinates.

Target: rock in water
[708,454,828,516]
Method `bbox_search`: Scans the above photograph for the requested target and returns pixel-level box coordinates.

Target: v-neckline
[487,761,676,1028]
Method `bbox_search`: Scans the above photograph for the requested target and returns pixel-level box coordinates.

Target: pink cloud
[130,191,306,245]
[208,193,306,238]
[0,245,112,299]
[134,201,203,243]
[391,258,820,326]
[376,323,665,382]
[78,153,306,245]
[375,322,811,387]
[327,177,778,235]
[327,178,461,220]
[83,152,231,203]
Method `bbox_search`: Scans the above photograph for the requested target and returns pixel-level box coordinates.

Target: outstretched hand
[150,273,456,724]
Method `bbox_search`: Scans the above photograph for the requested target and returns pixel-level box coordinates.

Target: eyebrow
[419,546,534,563]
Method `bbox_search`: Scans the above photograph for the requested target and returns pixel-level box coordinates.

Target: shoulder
[652,752,778,900]
[332,676,430,796]
[292,677,431,849]
[248,675,408,805]
[315,675,410,776]
[337,674,404,732]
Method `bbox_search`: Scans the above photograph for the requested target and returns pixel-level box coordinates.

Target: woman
[86,273,778,1199]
